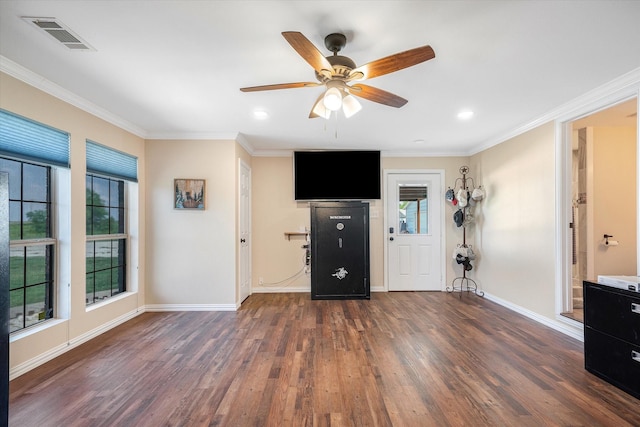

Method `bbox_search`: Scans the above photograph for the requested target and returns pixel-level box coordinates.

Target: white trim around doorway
[554,69,640,329]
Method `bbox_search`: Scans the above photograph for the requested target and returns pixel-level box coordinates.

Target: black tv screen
[294,150,381,201]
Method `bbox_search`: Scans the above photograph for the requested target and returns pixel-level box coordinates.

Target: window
[398,185,428,234]
[1,109,70,333]
[84,138,137,306]
[85,174,126,305]
[1,157,54,332]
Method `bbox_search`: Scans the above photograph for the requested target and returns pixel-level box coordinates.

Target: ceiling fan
[240,32,435,119]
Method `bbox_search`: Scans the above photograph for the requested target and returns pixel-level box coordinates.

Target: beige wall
[1,72,146,372]
[470,122,557,318]
[251,155,471,292]
[592,126,637,276]
[145,139,237,307]
[251,156,312,291]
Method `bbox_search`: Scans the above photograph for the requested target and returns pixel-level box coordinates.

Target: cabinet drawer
[584,327,640,399]
[584,283,640,345]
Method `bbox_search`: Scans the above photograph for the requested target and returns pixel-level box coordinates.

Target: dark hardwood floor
[9,292,639,426]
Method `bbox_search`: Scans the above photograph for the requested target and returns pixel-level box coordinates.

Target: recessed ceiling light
[413,139,426,144]
[253,110,269,120]
[457,110,474,120]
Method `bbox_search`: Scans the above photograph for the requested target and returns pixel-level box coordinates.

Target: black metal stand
[446,166,484,298]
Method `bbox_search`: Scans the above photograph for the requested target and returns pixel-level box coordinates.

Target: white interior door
[239,160,251,303]
[386,172,443,291]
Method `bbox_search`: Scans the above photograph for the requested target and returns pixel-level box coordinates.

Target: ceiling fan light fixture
[323,87,343,111]
[312,98,332,119]
[342,94,362,118]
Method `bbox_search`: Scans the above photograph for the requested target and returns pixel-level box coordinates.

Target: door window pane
[398,185,428,234]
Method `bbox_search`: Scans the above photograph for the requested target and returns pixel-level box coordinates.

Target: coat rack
[446,166,484,298]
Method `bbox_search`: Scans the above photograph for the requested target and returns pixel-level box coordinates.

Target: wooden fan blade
[240,82,320,92]
[282,31,333,75]
[350,45,435,80]
[349,84,408,108]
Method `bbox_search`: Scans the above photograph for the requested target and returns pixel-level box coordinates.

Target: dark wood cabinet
[583,280,640,400]
[310,202,370,300]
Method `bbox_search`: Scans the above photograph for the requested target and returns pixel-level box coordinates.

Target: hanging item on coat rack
[467,245,476,260]
[457,188,468,207]
[463,211,475,226]
[471,186,485,201]
[453,209,464,227]
[445,187,455,202]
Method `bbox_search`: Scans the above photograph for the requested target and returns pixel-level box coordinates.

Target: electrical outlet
[259,277,264,285]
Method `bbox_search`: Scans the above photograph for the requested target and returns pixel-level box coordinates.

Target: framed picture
[174,178,205,210]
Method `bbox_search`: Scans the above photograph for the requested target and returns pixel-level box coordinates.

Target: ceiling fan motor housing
[316,55,357,82]
[313,33,357,83]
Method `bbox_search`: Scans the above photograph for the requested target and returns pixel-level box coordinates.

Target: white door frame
[554,80,640,318]
[383,169,446,291]
[238,159,252,305]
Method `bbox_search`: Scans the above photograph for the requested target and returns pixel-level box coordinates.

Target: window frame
[2,157,56,333]
[85,173,128,306]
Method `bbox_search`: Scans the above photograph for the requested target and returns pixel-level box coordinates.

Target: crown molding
[470,66,640,156]
[0,55,149,138]
[235,133,255,155]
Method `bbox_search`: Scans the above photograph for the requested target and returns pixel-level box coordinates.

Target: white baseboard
[251,286,309,293]
[145,304,237,311]
[10,308,144,380]
[483,292,584,342]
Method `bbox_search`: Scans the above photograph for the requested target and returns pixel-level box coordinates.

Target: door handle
[389,237,394,241]
[632,302,640,314]
[240,238,246,243]
[632,350,640,363]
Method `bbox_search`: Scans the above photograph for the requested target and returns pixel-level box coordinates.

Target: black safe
[310,202,370,300]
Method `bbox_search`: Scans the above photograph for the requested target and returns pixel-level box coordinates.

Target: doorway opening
[561,97,638,323]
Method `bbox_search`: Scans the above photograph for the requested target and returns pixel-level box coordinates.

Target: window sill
[9,318,67,343]
[86,291,136,312]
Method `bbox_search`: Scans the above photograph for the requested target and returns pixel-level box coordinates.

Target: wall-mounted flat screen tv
[293,150,381,201]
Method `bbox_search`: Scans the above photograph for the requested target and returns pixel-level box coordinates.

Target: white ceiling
[1,1,639,156]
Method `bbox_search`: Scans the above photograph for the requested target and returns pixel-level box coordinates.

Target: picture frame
[174,178,205,210]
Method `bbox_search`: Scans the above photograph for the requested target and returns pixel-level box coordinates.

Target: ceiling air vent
[22,17,95,51]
